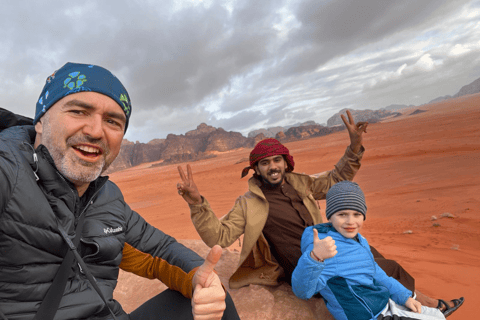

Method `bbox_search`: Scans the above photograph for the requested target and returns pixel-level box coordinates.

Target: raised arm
[310,111,368,200]
[177,165,246,248]
[341,109,368,154]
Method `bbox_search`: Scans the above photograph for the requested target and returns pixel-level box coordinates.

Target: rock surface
[114,239,333,320]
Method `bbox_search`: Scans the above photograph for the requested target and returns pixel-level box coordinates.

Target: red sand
[110,94,480,319]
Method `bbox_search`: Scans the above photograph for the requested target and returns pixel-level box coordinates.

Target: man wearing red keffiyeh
[177,110,367,287]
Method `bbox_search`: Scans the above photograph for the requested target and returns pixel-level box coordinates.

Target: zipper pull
[33,153,39,181]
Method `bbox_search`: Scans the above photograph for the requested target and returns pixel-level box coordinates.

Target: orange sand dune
[110,94,480,319]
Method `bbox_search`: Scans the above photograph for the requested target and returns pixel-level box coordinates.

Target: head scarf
[241,138,295,178]
[33,62,132,132]
[326,181,367,220]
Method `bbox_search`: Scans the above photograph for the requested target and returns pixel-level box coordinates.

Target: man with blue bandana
[0,62,240,320]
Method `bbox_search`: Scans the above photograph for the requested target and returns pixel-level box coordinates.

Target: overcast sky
[1,0,479,142]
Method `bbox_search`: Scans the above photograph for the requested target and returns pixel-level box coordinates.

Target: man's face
[254,155,287,187]
[34,92,126,191]
[328,210,364,239]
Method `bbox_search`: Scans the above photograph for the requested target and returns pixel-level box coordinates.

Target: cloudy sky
[1,0,479,142]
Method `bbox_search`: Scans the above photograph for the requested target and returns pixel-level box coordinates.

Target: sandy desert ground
[110,93,480,319]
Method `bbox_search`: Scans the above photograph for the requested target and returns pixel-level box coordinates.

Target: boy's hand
[405,297,422,313]
[311,228,337,261]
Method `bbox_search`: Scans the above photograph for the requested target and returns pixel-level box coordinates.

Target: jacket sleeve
[371,254,412,305]
[0,139,16,215]
[120,243,198,298]
[291,227,334,300]
[122,204,205,296]
[311,146,364,200]
[189,196,246,248]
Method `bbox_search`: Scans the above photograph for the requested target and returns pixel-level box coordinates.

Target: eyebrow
[64,99,127,123]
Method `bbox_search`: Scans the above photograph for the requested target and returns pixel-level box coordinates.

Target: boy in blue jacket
[292,181,446,320]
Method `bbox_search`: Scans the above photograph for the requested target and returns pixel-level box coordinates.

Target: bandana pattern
[34,62,132,131]
[241,138,295,178]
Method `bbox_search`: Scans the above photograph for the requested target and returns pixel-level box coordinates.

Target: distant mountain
[326,108,401,127]
[247,121,319,138]
[453,77,480,98]
[381,104,415,111]
[106,123,260,173]
[428,76,480,104]
[427,95,452,104]
[275,124,343,142]
[247,126,284,138]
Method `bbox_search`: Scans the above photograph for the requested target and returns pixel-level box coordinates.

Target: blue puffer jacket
[292,223,412,320]
[0,124,204,320]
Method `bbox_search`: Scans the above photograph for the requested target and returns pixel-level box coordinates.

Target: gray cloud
[1,0,479,142]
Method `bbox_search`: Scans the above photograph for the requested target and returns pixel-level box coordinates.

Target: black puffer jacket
[0,116,203,319]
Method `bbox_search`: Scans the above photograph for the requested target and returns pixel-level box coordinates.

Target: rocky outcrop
[114,239,334,320]
[106,123,257,173]
[275,124,343,142]
[326,108,401,127]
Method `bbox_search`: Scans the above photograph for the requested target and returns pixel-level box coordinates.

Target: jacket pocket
[80,236,123,263]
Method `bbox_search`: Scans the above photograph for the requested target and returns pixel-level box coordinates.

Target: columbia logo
[104,227,123,234]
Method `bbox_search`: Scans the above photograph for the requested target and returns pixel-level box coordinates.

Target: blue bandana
[34,62,132,132]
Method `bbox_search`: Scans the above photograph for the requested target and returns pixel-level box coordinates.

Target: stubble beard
[41,115,112,184]
[260,169,285,188]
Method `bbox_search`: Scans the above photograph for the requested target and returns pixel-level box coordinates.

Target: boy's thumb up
[312,228,338,261]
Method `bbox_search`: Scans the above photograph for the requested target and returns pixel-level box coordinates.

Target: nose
[82,115,104,140]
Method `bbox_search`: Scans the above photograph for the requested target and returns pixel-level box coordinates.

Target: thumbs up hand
[192,245,226,320]
[311,228,337,262]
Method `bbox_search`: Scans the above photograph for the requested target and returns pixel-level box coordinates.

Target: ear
[254,165,260,175]
[33,120,43,148]
[34,120,43,134]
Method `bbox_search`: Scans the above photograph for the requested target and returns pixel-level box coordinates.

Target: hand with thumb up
[191,245,226,320]
[311,228,338,262]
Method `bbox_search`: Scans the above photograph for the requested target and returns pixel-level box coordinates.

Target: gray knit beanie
[326,181,367,220]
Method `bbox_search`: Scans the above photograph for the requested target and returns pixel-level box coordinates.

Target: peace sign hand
[340,109,368,154]
[177,164,203,205]
[311,229,337,262]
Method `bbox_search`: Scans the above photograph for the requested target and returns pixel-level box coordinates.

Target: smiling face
[254,155,287,187]
[328,209,365,239]
[34,91,126,195]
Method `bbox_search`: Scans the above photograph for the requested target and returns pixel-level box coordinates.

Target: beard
[40,114,112,184]
[259,169,285,188]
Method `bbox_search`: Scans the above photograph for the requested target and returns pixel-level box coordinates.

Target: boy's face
[328,209,364,238]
